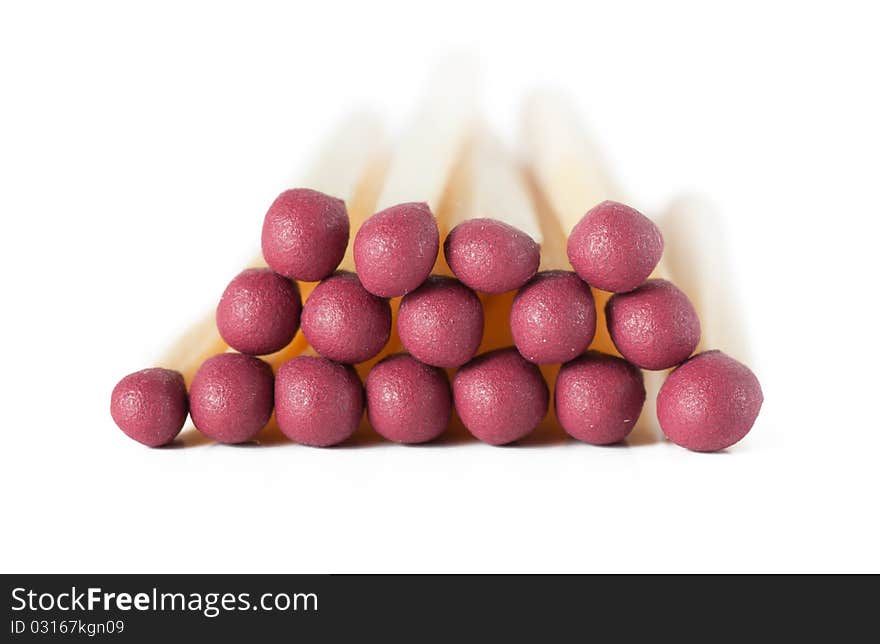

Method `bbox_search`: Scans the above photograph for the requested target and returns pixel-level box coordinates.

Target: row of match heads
[111,191,763,452]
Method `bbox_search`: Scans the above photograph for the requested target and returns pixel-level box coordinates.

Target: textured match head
[510,270,596,364]
[444,218,540,294]
[354,202,439,297]
[366,353,452,444]
[301,271,391,364]
[275,355,364,447]
[605,278,700,370]
[452,348,549,445]
[110,368,188,447]
[397,275,483,368]
[189,353,274,444]
[216,268,302,355]
[657,350,763,452]
[555,352,646,445]
[567,200,663,293]
[261,188,350,282]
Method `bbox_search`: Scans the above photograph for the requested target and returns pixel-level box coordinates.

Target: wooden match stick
[656,195,751,362]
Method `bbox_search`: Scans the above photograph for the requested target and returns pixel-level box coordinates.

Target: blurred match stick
[522,90,622,229]
[375,58,479,213]
[656,195,750,362]
[447,123,544,243]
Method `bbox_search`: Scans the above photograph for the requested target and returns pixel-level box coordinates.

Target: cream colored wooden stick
[655,195,750,362]
[375,58,478,212]
[522,90,622,232]
[448,123,544,244]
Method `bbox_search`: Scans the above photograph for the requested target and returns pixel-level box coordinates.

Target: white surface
[1,0,878,573]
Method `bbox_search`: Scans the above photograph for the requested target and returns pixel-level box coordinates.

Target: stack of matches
[110,84,763,453]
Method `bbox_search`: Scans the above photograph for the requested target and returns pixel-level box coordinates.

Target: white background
[1,1,878,573]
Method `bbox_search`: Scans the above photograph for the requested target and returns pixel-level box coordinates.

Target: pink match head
[275,355,364,447]
[301,271,391,364]
[567,200,663,293]
[510,270,596,364]
[110,368,188,447]
[366,353,452,444]
[354,202,439,297]
[605,278,700,370]
[261,188,349,282]
[555,351,646,445]
[216,268,302,355]
[444,218,540,294]
[397,275,483,368]
[452,348,549,445]
[189,353,274,444]
[657,350,763,452]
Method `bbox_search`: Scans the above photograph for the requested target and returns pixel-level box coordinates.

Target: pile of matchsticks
[110,79,762,453]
